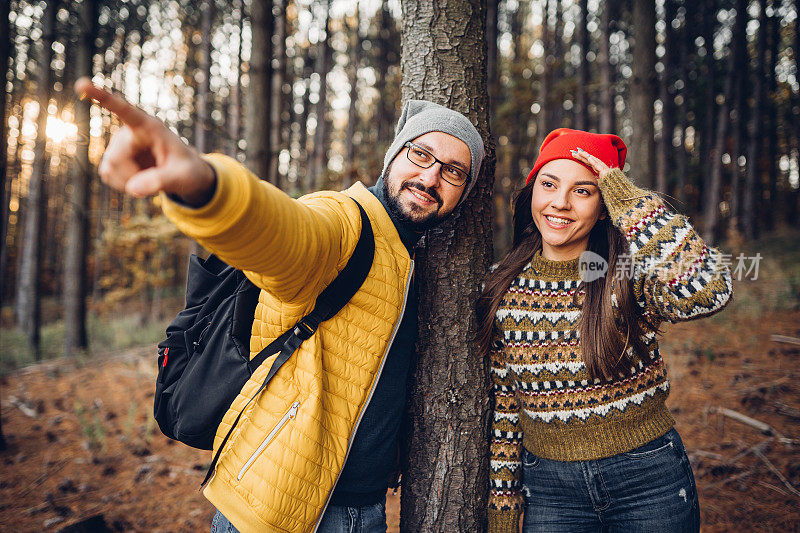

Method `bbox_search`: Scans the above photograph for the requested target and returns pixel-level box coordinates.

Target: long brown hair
[476,181,650,382]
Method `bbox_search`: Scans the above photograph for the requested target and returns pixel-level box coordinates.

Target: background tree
[269,0,287,188]
[399,1,494,531]
[0,0,9,452]
[311,0,332,190]
[15,0,57,358]
[63,0,98,357]
[629,0,656,185]
[245,0,273,181]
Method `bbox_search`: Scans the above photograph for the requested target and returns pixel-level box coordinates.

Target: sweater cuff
[488,506,522,533]
[597,168,649,221]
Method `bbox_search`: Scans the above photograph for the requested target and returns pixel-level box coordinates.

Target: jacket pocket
[236,401,300,481]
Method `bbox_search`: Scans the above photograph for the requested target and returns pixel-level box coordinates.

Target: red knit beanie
[525,128,627,185]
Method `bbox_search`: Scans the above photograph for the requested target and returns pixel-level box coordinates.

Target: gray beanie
[381,100,485,205]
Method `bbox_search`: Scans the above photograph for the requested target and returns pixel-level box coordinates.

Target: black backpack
[154,199,374,483]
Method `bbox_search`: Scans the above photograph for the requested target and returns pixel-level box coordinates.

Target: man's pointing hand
[74,77,216,207]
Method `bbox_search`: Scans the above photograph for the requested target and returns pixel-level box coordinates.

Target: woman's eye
[576,188,591,196]
[541,181,553,188]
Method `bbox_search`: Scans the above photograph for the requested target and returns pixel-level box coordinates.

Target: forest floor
[1,229,799,532]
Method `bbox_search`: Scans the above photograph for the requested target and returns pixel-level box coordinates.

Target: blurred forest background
[1,0,800,530]
[1,0,799,365]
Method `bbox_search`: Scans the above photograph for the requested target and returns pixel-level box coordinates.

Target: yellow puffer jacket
[162,154,413,532]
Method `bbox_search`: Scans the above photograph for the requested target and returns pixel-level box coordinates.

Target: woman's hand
[74,77,216,206]
[570,147,614,180]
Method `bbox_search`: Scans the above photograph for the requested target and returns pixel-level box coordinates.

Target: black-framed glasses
[404,142,470,187]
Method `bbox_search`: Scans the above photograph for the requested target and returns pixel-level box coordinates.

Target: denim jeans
[211,499,387,533]
[521,428,700,532]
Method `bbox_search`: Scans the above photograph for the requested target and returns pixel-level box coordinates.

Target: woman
[479,129,732,532]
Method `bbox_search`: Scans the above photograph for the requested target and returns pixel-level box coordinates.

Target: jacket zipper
[236,400,300,481]
[312,259,414,532]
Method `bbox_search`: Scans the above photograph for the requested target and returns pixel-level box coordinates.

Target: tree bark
[195,0,213,155]
[63,0,97,357]
[630,0,656,184]
[699,0,717,196]
[656,0,676,194]
[763,10,779,230]
[228,0,244,158]
[269,0,286,188]
[344,5,362,189]
[399,1,494,531]
[375,0,394,148]
[703,0,744,244]
[538,0,552,140]
[0,0,11,314]
[16,0,57,358]
[312,0,332,190]
[295,47,313,194]
[0,0,11,452]
[245,0,273,181]
[575,0,589,130]
[486,0,499,134]
[743,0,767,240]
[791,0,800,225]
[675,4,690,206]
[598,0,615,133]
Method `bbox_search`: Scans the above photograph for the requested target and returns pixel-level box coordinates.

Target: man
[75,79,484,533]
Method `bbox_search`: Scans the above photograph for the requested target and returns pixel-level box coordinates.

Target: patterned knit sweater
[487,169,733,532]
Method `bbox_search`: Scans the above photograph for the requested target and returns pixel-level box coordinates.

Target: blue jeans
[211,499,387,533]
[521,428,700,532]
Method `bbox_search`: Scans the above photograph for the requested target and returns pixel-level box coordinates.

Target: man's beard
[383,176,448,231]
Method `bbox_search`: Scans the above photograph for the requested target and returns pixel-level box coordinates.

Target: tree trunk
[344,5,362,189]
[763,10,779,230]
[195,0,213,154]
[399,1,494,531]
[245,0,273,180]
[295,47,313,194]
[699,0,717,197]
[703,0,744,244]
[791,0,800,225]
[727,0,749,238]
[269,0,286,188]
[675,5,690,206]
[630,0,656,184]
[656,0,676,194]
[743,0,767,240]
[538,0,552,140]
[16,0,57,358]
[0,0,11,314]
[0,0,11,452]
[548,0,563,130]
[375,0,393,147]
[63,0,97,357]
[598,0,615,133]
[575,0,589,130]
[312,0,332,190]
[228,0,244,158]
[486,0,499,134]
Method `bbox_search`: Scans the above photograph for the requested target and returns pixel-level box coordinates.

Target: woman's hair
[476,180,650,382]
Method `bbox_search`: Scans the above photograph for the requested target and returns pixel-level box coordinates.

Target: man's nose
[417,162,442,187]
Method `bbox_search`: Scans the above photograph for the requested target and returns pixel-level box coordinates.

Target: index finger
[74,77,150,128]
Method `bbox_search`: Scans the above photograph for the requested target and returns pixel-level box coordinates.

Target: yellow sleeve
[160,153,361,304]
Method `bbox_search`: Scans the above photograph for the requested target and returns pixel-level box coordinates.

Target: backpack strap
[201,198,375,487]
